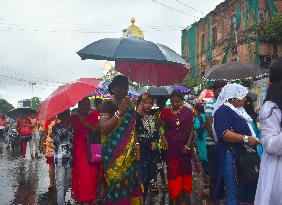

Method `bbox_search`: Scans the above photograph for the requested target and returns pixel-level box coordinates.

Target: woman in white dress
[255,58,282,205]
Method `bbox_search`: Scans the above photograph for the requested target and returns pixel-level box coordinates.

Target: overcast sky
[0,0,224,106]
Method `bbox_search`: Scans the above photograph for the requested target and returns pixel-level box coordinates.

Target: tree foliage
[254,13,282,43]
[101,67,120,82]
[180,75,205,95]
[31,97,42,111]
[0,98,14,114]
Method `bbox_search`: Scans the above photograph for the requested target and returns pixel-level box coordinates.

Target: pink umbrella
[116,61,188,86]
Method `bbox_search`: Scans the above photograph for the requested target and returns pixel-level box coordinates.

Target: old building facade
[181,0,282,78]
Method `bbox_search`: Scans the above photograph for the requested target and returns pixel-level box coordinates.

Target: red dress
[71,110,99,203]
[160,107,194,199]
[16,118,32,158]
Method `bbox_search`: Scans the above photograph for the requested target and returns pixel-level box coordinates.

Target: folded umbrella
[38,78,99,122]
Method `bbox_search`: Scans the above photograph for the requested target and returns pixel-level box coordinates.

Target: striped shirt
[205,97,217,145]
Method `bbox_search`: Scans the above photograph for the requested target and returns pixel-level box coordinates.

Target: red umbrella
[38,78,99,122]
[116,61,188,86]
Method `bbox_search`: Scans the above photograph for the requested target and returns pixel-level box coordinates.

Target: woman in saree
[160,90,194,205]
[71,98,100,205]
[99,75,143,205]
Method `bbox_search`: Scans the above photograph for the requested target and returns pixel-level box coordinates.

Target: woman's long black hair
[264,58,282,126]
[265,58,282,109]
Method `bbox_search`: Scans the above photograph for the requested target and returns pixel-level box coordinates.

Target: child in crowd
[29,113,40,158]
[50,109,73,205]
[44,117,60,192]
[136,93,160,202]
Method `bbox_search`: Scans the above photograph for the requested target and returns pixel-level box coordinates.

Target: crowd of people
[0,58,281,205]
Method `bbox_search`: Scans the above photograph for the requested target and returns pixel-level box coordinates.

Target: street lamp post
[29,82,36,108]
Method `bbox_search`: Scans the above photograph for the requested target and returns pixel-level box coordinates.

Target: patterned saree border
[106,129,136,183]
[102,108,133,168]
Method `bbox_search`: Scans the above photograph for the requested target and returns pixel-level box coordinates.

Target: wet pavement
[0,137,70,205]
[0,137,203,205]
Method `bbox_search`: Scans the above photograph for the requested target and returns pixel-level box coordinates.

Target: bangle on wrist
[184,145,190,150]
[243,135,248,143]
[115,112,121,119]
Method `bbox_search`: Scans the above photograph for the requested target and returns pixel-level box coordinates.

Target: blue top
[213,105,252,200]
[194,114,208,161]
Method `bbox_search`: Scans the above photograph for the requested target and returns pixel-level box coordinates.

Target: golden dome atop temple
[122,17,144,39]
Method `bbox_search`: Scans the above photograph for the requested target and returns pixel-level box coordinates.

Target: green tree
[101,67,120,81]
[180,75,207,95]
[31,97,42,111]
[0,98,14,114]
[254,13,282,43]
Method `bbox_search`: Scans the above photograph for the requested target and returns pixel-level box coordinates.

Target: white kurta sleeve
[260,102,282,156]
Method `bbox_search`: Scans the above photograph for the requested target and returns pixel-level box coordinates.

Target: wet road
[0,138,72,205]
[0,137,202,205]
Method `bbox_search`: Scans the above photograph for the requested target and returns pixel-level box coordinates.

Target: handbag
[238,146,260,184]
[21,134,32,142]
[87,130,102,163]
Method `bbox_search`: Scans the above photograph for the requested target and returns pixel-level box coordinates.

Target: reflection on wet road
[0,137,203,205]
[0,138,64,205]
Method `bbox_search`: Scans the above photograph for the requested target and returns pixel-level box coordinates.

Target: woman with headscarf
[213,83,260,205]
[160,90,194,205]
[254,58,282,205]
[99,75,143,205]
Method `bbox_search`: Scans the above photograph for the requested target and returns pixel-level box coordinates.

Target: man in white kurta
[254,101,282,205]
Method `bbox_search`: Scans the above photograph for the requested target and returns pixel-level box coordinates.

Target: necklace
[171,106,182,127]
[176,118,180,126]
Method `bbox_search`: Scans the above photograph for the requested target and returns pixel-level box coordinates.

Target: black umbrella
[77,38,189,86]
[7,107,37,120]
[203,61,269,82]
[77,37,187,64]
[137,86,172,96]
